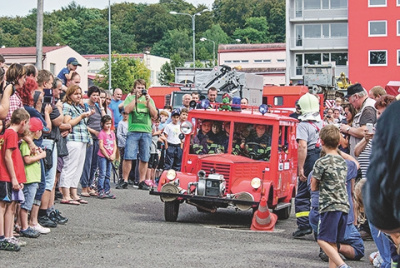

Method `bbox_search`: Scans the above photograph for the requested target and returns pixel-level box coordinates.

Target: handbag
[57,136,69,157]
[43,142,55,171]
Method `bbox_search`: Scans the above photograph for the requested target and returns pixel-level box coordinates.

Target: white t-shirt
[163,122,181,145]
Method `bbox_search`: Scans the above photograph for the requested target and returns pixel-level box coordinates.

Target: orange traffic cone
[251,197,278,231]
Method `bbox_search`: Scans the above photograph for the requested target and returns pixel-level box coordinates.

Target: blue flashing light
[231,96,241,112]
[201,99,210,110]
[259,104,269,115]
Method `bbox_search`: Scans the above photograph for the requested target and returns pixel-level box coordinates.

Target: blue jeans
[369,222,391,268]
[42,139,57,190]
[34,158,46,204]
[80,139,99,188]
[97,156,111,193]
[124,132,151,162]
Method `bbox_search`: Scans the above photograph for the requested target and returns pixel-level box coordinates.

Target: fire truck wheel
[273,204,291,220]
[164,200,180,222]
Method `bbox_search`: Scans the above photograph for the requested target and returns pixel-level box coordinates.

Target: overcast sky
[0,0,215,17]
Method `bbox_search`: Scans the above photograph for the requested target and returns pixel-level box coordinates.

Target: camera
[43,89,54,105]
[326,115,331,118]
[141,89,147,96]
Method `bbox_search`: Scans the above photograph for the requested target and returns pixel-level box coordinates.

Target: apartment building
[348,0,400,90]
[286,0,348,85]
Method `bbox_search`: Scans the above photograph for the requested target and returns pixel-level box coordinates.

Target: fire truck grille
[200,162,231,189]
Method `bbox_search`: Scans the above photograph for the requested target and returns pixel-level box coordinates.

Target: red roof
[218,43,286,53]
[0,46,66,56]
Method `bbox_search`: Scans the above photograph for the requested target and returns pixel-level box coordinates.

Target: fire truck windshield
[190,119,272,161]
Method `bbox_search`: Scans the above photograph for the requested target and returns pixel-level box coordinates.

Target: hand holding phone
[366,123,374,134]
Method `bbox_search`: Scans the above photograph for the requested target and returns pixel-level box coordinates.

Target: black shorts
[148,153,159,169]
[0,181,12,202]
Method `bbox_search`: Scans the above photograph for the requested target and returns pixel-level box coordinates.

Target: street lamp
[170,9,209,67]
[200,37,216,66]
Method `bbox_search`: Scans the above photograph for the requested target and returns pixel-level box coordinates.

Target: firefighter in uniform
[293,93,323,238]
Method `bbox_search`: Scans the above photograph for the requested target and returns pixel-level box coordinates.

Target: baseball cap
[29,117,46,132]
[171,109,180,117]
[67,57,82,67]
[345,83,364,98]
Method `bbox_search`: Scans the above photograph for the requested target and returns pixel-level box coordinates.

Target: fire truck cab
[151,105,298,222]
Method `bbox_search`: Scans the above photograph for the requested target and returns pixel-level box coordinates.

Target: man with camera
[117,79,158,190]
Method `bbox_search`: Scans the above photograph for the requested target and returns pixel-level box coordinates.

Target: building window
[305,24,321,38]
[398,0,400,6]
[397,50,400,66]
[331,53,348,66]
[277,59,285,62]
[368,0,386,6]
[295,0,303,17]
[305,53,322,65]
[263,59,271,63]
[50,63,56,74]
[398,20,400,36]
[254,60,262,63]
[369,21,387,36]
[331,23,348,37]
[296,25,303,46]
[241,60,249,63]
[369,50,387,66]
[224,60,232,63]
[331,0,347,8]
[322,24,329,38]
[304,0,320,9]
[398,50,400,66]
[322,0,329,9]
[233,60,240,63]
[296,54,303,75]
[323,53,330,62]
[274,96,284,106]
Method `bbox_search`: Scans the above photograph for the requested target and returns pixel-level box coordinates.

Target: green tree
[95,54,150,93]
[151,29,191,59]
[233,17,272,44]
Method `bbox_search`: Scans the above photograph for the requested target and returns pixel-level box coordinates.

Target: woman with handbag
[59,85,94,205]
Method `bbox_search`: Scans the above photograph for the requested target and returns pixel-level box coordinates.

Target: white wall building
[218,43,286,86]
[0,45,88,90]
[83,53,170,87]
[286,0,348,85]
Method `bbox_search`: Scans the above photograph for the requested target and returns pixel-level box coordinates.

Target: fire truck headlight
[166,169,177,181]
[251,177,261,189]
[181,121,193,135]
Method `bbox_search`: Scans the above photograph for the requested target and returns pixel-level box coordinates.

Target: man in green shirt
[117,79,158,190]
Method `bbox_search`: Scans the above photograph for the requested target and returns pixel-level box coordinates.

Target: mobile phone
[43,89,54,104]
[366,123,374,134]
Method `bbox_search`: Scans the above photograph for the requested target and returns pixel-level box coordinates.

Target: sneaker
[49,210,68,225]
[31,223,51,234]
[98,191,106,199]
[133,181,139,189]
[38,215,57,228]
[55,191,63,200]
[116,181,128,189]
[104,192,116,199]
[19,227,40,238]
[9,237,27,247]
[128,179,135,185]
[319,248,329,262]
[0,239,21,251]
[138,181,150,190]
[292,227,313,238]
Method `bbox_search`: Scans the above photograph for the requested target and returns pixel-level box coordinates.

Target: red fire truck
[150,105,298,222]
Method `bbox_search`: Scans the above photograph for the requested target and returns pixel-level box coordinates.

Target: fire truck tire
[164,200,180,222]
[273,204,291,220]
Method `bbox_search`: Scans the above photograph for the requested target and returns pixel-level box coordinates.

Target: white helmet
[298,93,321,121]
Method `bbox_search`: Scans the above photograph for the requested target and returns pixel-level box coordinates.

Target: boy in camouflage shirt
[311,125,351,268]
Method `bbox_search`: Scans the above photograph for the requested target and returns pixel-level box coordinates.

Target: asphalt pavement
[4,184,376,268]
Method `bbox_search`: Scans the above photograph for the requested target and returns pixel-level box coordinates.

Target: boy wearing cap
[163,109,182,171]
[57,57,82,86]
[18,118,47,238]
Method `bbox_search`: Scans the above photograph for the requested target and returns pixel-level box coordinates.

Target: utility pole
[108,0,112,92]
[36,0,44,70]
